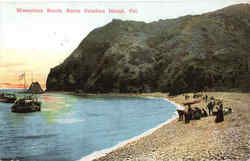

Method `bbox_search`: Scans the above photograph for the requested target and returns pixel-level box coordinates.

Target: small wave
[165,98,184,110]
[54,118,84,124]
[144,96,159,99]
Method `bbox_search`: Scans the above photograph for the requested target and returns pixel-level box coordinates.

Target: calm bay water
[0,90,176,161]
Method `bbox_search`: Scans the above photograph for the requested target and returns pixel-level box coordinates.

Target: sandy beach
[91,92,250,161]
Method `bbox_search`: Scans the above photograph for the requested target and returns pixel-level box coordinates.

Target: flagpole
[32,72,33,83]
[24,72,26,89]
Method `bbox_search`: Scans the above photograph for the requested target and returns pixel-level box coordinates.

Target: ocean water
[0,90,177,161]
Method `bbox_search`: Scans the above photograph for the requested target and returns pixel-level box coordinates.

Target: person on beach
[185,105,193,123]
[193,107,202,120]
[188,105,193,120]
[202,108,208,117]
[207,101,215,115]
[184,105,191,123]
[184,111,189,123]
[215,103,224,123]
[177,110,184,121]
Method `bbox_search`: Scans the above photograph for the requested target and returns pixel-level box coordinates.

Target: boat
[11,95,41,113]
[0,93,17,103]
[11,72,42,113]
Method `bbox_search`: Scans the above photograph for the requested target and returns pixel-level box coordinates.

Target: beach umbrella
[183,100,201,106]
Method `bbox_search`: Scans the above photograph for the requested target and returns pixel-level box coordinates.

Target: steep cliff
[46,4,250,95]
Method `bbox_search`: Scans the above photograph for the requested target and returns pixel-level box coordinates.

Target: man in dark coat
[185,105,192,123]
[207,101,215,115]
[215,103,224,123]
[184,111,189,123]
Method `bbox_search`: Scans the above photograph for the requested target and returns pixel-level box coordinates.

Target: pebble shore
[93,92,250,161]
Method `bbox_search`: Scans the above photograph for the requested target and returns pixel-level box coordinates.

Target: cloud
[0,82,46,89]
[0,62,25,68]
[0,82,25,88]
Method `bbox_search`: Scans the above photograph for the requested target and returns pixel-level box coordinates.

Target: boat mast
[31,72,34,96]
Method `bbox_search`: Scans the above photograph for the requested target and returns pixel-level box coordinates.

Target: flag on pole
[18,72,25,80]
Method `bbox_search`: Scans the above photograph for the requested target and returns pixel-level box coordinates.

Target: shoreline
[78,96,180,161]
[5,90,250,160]
[90,92,250,161]
[1,90,249,160]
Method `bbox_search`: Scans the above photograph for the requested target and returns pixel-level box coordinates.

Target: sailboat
[11,72,42,113]
[0,80,18,103]
[0,93,17,103]
[11,95,41,113]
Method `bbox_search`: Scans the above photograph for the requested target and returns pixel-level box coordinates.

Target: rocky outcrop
[27,82,44,94]
[46,4,250,95]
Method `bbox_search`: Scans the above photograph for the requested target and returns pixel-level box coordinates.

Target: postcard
[0,0,250,161]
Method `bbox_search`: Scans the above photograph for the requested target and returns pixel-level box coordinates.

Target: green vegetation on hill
[46,4,250,95]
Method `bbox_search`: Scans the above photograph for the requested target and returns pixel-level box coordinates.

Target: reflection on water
[0,91,176,161]
[40,94,77,125]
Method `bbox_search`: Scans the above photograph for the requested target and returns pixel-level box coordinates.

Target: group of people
[183,105,208,123]
[207,98,225,123]
[177,94,231,124]
[177,104,208,123]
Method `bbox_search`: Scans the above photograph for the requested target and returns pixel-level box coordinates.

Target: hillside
[46,4,250,95]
